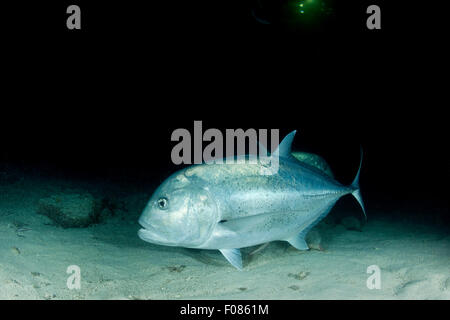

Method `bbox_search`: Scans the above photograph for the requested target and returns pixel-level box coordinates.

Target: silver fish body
[138,131,365,269]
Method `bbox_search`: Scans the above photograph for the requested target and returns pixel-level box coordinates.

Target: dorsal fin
[291,151,335,178]
[272,130,296,159]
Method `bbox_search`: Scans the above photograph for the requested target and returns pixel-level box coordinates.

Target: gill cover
[186,185,219,246]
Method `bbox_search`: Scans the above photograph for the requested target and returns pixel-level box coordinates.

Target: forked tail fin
[351,147,366,220]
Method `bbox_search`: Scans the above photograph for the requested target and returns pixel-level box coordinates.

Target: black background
[1,1,447,224]
[0,300,446,318]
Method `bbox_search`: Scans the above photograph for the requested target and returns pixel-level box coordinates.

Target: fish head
[138,169,218,247]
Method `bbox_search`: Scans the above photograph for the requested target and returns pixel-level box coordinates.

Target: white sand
[1,174,449,300]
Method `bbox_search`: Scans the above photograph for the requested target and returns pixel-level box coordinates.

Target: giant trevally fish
[138,131,365,269]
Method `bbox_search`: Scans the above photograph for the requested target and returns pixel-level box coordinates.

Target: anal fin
[286,233,309,251]
[219,249,243,270]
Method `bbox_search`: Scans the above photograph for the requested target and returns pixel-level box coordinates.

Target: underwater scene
[1,0,447,304]
[1,122,448,300]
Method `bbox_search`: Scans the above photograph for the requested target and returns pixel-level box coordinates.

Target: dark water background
[1,0,447,225]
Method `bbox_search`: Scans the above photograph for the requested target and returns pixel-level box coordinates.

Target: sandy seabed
[0,173,449,300]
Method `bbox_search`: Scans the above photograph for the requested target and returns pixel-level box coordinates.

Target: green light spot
[300,10,304,14]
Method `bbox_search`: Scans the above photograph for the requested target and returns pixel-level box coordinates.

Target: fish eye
[157,197,169,210]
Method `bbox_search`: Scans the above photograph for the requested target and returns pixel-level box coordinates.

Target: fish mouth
[138,219,177,246]
[138,217,155,231]
[138,228,169,245]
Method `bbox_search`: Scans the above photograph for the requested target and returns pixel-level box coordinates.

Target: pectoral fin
[219,249,243,270]
[286,233,309,251]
